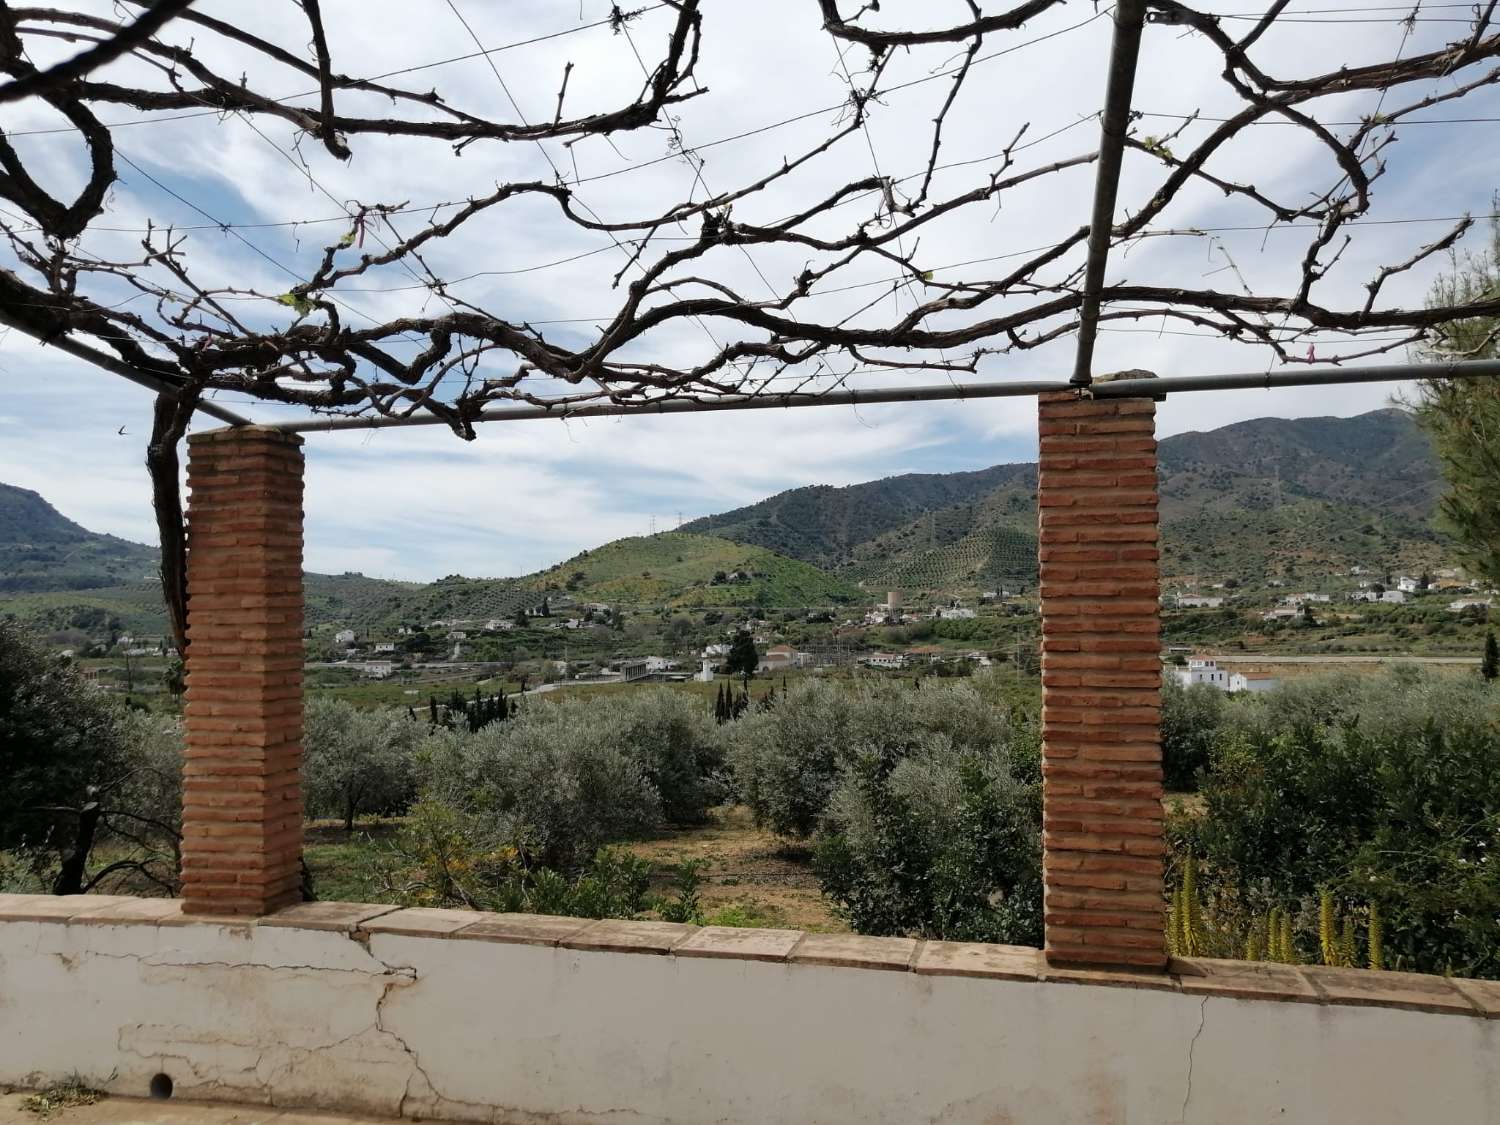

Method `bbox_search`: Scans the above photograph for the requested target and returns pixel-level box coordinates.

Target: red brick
[182,426,306,918]
[1037,392,1165,974]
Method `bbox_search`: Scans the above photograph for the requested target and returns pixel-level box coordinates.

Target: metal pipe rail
[270,359,1500,434]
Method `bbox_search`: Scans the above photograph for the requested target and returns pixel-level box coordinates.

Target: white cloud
[1,1,1493,578]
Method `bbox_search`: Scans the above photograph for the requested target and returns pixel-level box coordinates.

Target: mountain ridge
[0,408,1453,636]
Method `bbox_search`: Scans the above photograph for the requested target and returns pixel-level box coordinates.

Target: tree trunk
[53,802,101,895]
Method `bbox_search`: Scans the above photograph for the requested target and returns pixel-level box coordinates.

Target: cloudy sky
[1,0,1497,580]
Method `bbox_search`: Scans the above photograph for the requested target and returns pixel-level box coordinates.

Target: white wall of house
[1,903,1497,1125]
[1175,658,1228,690]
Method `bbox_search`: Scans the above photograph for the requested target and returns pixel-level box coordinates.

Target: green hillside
[0,408,1462,637]
[528,532,861,608]
[693,408,1451,595]
[0,483,158,593]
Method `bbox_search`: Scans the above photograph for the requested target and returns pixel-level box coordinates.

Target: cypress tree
[1483,630,1499,682]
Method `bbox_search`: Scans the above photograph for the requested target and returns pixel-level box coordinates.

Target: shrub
[597,689,727,824]
[420,706,662,869]
[1179,668,1500,977]
[372,799,653,916]
[304,698,420,830]
[815,735,1041,945]
[0,619,127,853]
[727,674,1042,944]
[728,677,1021,837]
[1161,680,1228,791]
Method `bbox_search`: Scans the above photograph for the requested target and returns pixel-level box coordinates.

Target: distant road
[1208,653,1479,665]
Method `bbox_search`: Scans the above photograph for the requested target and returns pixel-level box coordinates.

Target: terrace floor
[0,1094,428,1124]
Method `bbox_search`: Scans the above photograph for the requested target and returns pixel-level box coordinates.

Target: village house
[373,641,396,653]
[760,644,804,672]
[862,651,906,670]
[334,628,356,646]
[935,605,977,620]
[1229,671,1280,694]
[1262,606,1301,621]
[1396,576,1420,593]
[360,661,395,679]
[906,644,947,663]
[1449,597,1493,613]
[1381,590,1408,604]
[1173,656,1230,690]
[1173,594,1224,609]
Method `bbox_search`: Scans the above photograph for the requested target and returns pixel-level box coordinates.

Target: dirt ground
[626,805,847,932]
[0,1092,424,1125]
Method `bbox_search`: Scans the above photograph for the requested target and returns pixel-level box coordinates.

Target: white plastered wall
[1,918,1496,1124]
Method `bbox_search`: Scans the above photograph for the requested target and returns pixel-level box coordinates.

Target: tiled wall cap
[915,941,1040,982]
[1172,957,1319,1003]
[260,902,401,933]
[4,897,1498,1020]
[562,918,697,955]
[358,907,489,938]
[790,933,920,972]
[452,913,596,948]
[1040,961,1182,994]
[1301,964,1482,1016]
[674,925,804,963]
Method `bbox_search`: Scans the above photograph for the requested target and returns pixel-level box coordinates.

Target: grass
[20,1078,106,1119]
[624,805,845,932]
[301,806,846,932]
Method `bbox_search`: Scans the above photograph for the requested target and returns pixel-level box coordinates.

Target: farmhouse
[1174,656,1230,690]
[1229,671,1280,694]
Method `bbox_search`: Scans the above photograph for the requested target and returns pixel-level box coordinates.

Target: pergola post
[180,426,306,916]
[1036,386,1166,969]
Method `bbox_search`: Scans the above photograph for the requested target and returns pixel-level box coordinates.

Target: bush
[1161,680,1228,791]
[815,735,1042,945]
[728,677,1023,837]
[0,622,183,892]
[598,690,727,824]
[1,619,127,853]
[727,675,1042,944]
[372,799,654,916]
[304,698,420,830]
[1179,668,1500,977]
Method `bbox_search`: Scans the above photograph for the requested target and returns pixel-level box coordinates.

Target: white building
[761,645,804,672]
[862,652,906,670]
[1175,657,1230,690]
[1449,598,1493,613]
[1262,607,1301,621]
[1396,576,1420,594]
[696,658,715,683]
[334,629,356,646]
[360,661,395,679]
[1229,671,1280,694]
[1174,595,1224,609]
[373,642,396,653]
[936,606,977,620]
[1380,590,1408,605]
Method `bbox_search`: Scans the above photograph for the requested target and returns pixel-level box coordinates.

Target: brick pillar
[181,427,306,916]
[1037,388,1165,969]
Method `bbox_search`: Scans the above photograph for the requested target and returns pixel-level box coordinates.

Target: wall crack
[1178,994,1208,1124]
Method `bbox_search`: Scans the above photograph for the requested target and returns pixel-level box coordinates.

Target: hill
[0,409,1457,635]
[0,483,158,593]
[690,408,1450,592]
[528,532,861,608]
